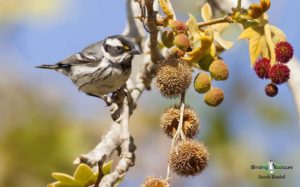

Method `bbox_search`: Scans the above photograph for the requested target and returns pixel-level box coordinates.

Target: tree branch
[74,0,162,186]
[145,0,163,64]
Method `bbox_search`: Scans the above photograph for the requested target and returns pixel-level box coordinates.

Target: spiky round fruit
[156,58,192,98]
[160,106,199,139]
[169,140,209,177]
[194,73,211,94]
[254,58,271,79]
[265,83,278,97]
[209,60,229,81]
[197,54,214,71]
[169,20,187,34]
[174,34,190,51]
[142,177,170,187]
[161,30,174,48]
[268,64,290,85]
[204,88,224,107]
[275,41,294,63]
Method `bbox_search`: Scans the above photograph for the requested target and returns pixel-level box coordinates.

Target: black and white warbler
[36,35,141,102]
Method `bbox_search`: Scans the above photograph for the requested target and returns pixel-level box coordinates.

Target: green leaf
[52,173,75,184]
[102,160,113,175]
[74,164,95,185]
[49,181,82,187]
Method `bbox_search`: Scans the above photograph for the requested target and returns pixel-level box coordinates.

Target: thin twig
[94,156,107,187]
[198,15,233,28]
[166,92,186,180]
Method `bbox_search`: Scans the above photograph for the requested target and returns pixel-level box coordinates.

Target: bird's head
[102,35,141,64]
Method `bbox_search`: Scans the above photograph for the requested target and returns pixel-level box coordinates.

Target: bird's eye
[105,45,125,56]
[116,46,124,52]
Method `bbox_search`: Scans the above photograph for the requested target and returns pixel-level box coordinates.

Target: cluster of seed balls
[160,19,229,107]
[254,41,294,97]
[161,20,190,53]
[142,139,209,187]
[142,58,209,186]
[194,59,229,107]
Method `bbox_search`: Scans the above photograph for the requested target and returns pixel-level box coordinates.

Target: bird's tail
[35,64,58,69]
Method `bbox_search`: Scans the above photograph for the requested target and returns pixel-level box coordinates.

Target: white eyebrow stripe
[76,53,83,60]
[106,38,123,47]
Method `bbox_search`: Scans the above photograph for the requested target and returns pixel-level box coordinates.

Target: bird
[36,35,141,103]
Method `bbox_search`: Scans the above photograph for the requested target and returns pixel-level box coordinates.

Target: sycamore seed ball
[194,73,211,94]
[268,63,290,85]
[142,177,170,187]
[160,106,199,138]
[265,83,278,97]
[169,20,187,34]
[209,60,229,81]
[174,34,190,51]
[204,88,224,107]
[275,41,294,63]
[169,140,209,177]
[161,30,174,48]
[156,58,192,98]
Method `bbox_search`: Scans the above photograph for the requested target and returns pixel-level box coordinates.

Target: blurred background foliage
[0,0,299,187]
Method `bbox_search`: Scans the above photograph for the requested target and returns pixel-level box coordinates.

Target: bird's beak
[131,48,142,55]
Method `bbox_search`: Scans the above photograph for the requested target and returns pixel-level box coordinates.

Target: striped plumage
[37,35,141,98]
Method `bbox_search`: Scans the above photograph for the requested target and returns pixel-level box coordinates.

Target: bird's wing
[57,41,104,66]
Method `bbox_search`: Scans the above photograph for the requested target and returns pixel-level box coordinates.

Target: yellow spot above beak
[124,45,130,51]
